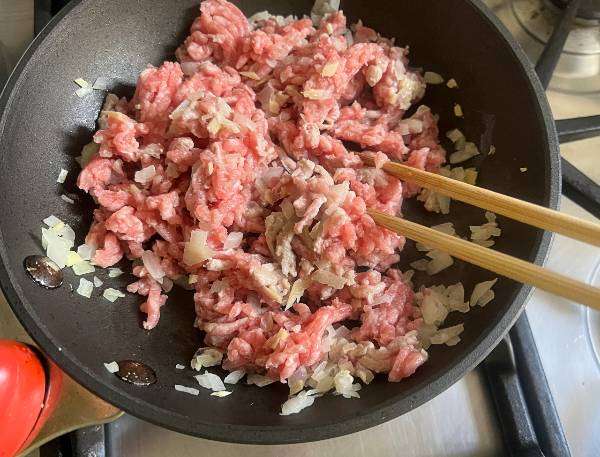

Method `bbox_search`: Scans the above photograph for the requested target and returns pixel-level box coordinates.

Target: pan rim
[0,0,560,445]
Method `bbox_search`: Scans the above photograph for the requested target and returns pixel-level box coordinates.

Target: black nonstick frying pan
[0,0,559,445]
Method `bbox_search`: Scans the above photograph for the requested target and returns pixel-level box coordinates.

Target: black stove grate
[36,0,598,455]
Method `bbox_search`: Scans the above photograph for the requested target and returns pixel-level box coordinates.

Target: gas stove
[4,1,600,456]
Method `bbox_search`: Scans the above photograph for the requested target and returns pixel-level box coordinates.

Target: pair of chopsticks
[364,159,600,309]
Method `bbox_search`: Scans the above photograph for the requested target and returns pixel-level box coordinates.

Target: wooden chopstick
[368,209,600,309]
[367,159,600,247]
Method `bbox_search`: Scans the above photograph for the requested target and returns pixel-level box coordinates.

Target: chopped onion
[409,259,428,271]
[470,279,498,307]
[211,391,232,397]
[43,215,63,228]
[286,277,311,310]
[246,374,276,387]
[141,250,165,284]
[77,244,96,261]
[420,290,448,326]
[77,142,99,168]
[76,278,94,298]
[72,260,95,275]
[223,232,243,250]
[56,168,68,184]
[61,195,75,204]
[103,288,126,302]
[302,89,330,100]
[92,77,111,90]
[134,165,156,185]
[446,78,458,88]
[431,324,464,345]
[183,230,214,266]
[66,251,83,267]
[74,78,90,88]
[280,391,316,415]
[224,370,246,384]
[176,364,185,370]
[93,276,103,287]
[191,348,223,370]
[175,385,200,396]
[239,71,260,80]
[195,371,226,392]
[311,269,346,289]
[454,103,463,117]
[75,86,93,98]
[42,227,74,268]
[321,61,338,77]
[426,250,454,275]
[104,361,119,373]
[108,268,123,278]
[424,71,444,84]
[450,142,479,164]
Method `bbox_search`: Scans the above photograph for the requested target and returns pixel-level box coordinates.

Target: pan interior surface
[0,0,558,443]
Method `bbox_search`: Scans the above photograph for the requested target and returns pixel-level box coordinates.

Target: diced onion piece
[78,142,100,168]
[321,61,338,77]
[195,371,226,392]
[43,215,63,228]
[334,370,361,398]
[66,251,83,267]
[76,278,94,298]
[108,268,123,278]
[211,391,232,397]
[61,195,75,204]
[175,385,200,396]
[141,250,165,284]
[410,259,429,271]
[104,361,119,373]
[75,86,93,98]
[302,89,330,100]
[57,168,68,183]
[311,269,346,289]
[239,71,260,80]
[93,276,103,287]
[470,279,498,307]
[103,288,126,302]
[286,277,311,310]
[191,348,223,370]
[488,145,496,156]
[450,142,479,164]
[420,290,448,326]
[431,324,464,345]
[223,232,243,250]
[446,128,465,144]
[72,260,95,276]
[446,78,458,88]
[42,227,74,268]
[246,374,276,387]
[454,103,463,117]
[134,165,156,185]
[280,391,316,415]
[175,364,185,370]
[520,167,528,172]
[183,230,214,266]
[188,274,198,285]
[77,244,96,261]
[426,250,454,275]
[424,71,444,84]
[74,78,90,88]
[92,77,111,90]
[224,370,246,384]
[464,168,478,185]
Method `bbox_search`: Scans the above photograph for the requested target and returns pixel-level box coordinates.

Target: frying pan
[0,0,559,445]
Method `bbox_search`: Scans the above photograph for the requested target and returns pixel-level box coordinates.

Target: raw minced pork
[76,0,470,398]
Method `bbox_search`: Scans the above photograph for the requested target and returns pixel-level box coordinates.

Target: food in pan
[41,0,498,413]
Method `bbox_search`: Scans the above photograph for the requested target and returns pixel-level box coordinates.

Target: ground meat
[77,0,447,386]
